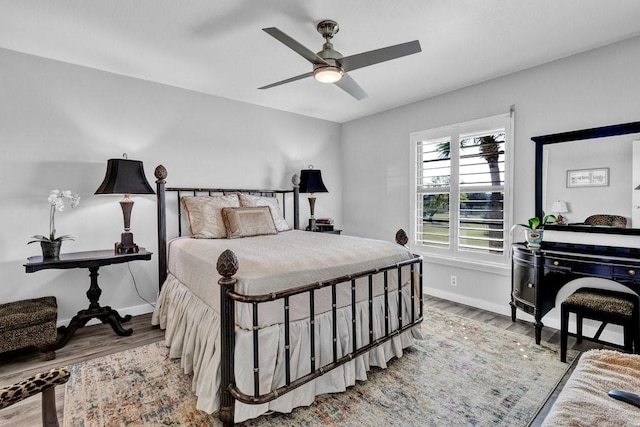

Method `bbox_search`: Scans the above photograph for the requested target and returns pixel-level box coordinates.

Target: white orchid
[28,189,81,244]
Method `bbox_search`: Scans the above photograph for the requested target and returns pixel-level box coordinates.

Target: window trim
[409,111,515,265]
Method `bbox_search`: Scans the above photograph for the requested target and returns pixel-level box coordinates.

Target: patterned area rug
[63,307,576,426]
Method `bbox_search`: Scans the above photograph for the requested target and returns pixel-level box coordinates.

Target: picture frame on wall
[566,167,609,188]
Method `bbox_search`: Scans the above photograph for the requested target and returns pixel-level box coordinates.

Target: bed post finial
[154,164,167,181]
[395,229,409,246]
[217,249,238,426]
[217,249,239,278]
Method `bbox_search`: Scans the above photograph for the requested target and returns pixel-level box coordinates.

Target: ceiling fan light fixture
[313,66,343,83]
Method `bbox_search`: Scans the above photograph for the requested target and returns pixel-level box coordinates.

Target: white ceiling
[2,1,640,123]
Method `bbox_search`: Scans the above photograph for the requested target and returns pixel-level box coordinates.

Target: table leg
[534,318,543,345]
[56,266,133,348]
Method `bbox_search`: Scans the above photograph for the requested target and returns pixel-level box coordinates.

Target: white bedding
[166,230,416,329]
[152,230,422,422]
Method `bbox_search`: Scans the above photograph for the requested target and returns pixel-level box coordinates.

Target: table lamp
[298,165,328,231]
[551,200,568,225]
[95,155,155,253]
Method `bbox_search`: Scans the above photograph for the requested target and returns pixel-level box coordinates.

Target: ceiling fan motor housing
[314,20,344,81]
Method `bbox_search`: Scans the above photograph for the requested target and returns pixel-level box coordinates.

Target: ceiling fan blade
[339,40,422,72]
[263,27,328,65]
[258,71,314,90]
[334,74,368,100]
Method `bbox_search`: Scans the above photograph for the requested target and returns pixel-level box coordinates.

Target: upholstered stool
[561,288,640,362]
[0,297,58,360]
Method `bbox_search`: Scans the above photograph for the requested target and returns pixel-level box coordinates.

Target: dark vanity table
[511,241,640,344]
[24,248,152,348]
[513,120,640,342]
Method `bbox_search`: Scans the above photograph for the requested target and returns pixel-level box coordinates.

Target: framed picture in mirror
[566,167,609,188]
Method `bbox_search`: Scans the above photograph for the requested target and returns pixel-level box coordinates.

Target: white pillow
[181,194,240,238]
[237,193,290,232]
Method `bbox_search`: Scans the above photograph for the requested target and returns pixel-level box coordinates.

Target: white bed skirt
[151,274,423,423]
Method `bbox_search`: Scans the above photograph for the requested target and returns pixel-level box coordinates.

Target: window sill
[419,253,511,276]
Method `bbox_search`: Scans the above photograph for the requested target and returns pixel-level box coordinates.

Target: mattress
[166,230,416,329]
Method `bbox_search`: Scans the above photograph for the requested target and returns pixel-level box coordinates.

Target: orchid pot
[40,240,62,259]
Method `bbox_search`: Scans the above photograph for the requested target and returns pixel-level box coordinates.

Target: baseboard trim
[425,288,512,317]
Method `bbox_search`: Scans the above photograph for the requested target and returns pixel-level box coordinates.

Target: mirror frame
[532,121,640,235]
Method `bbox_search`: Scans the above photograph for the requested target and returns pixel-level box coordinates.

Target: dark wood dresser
[511,242,640,344]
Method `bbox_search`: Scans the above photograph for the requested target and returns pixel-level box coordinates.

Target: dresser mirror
[532,121,640,235]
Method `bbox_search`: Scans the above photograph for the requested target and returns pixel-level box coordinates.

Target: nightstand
[25,248,152,348]
[305,219,341,234]
[306,226,342,234]
[318,228,342,234]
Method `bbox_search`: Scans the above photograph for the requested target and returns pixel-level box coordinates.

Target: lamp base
[306,218,317,232]
[115,232,139,254]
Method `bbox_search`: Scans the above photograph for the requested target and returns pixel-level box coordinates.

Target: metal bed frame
[153,165,424,426]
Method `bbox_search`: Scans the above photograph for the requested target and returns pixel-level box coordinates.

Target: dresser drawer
[545,256,613,277]
[613,266,640,283]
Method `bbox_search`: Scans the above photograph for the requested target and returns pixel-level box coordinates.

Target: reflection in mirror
[532,121,640,235]
[543,134,638,226]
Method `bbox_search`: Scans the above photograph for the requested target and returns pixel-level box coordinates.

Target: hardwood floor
[0,314,165,426]
[0,296,610,426]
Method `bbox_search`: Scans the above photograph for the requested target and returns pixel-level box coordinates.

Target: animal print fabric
[0,367,69,409]
[584,214,627,228]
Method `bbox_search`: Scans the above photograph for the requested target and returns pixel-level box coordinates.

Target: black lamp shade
[299,169,328,193]
[95,158,155,195]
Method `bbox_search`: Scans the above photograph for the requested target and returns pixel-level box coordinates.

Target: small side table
[24,248,152,348]
[316,229,342,235]
[305,219,341,234]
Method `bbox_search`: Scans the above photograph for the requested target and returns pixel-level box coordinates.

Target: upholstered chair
[0,367,69,427]
[584,214,627,228]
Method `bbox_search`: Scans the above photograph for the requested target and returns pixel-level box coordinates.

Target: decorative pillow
[221,206,278,239]
[237,193,290,232]
[181,194,240,238]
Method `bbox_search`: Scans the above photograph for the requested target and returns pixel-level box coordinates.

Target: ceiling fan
[259,20,421,100]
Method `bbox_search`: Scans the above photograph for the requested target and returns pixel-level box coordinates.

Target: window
[410,113,513,264]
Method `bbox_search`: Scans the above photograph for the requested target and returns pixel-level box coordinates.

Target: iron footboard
[216,245,424,426]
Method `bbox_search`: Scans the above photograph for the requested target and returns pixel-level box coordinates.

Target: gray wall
[0,47,342,324]
[3,34,640,335]
[340,35,640,331]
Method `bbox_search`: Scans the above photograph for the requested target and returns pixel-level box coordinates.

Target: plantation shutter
[411,112,513,263]
[415,138,451,249]
[457,131,506,255]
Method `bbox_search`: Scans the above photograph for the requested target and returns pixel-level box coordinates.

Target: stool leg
[561,304,569,363]
[634,307,640,354]
[624,320,633,353]
[43,341,56,361]
[576,313,583,343]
